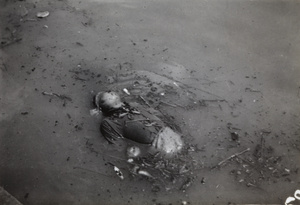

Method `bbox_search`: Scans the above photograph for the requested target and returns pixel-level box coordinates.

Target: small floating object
[108,162,124,180]
[37,11,50,18]
[230,132,239,141]
[138,170,154,178]
[173,82,179,87]
[123,88,130,95]
[131,110,140,114]
[127,146,141,158]
[113,165,124,180]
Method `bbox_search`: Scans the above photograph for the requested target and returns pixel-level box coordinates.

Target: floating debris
[36,11,50,18]
[123,88,130,95]
[111,165,124,180]
[180,177,194,191]
[179,165,189,174]
[138,170,154,178]
[201,177,206,184]
[214,148,250,168]
[139,95,151,107]
[231,132,239,141]
[127,146,141,158]
[76,42,84,46]
[0,38,22,48]
[245,87,261,93]
[173,82,179,88]
[42,91,72,101]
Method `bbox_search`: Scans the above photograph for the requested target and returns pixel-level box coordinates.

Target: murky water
[1,0,300,204]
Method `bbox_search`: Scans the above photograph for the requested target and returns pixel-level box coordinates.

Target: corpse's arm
[100,118,124,144]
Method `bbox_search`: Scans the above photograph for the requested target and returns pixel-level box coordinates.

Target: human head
[95,91,124,112]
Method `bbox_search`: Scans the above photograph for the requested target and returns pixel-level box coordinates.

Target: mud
[1,0,300,204]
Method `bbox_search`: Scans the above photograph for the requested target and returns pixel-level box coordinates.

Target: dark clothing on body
[100,103,164,144]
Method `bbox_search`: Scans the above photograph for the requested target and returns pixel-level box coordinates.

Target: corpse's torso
[100,102,165,144]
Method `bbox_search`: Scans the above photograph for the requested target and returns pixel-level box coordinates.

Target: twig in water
[245,88,261,93]
[201,99,227,103]
[74,75,87,81]
[42,91,72,101]
[139,95,151,107]
[0,38,22,48]
[160,101,184,108]
[22,18,37,22]
[214,148,250,168]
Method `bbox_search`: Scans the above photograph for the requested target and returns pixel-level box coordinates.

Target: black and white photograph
[0,0,299,204]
